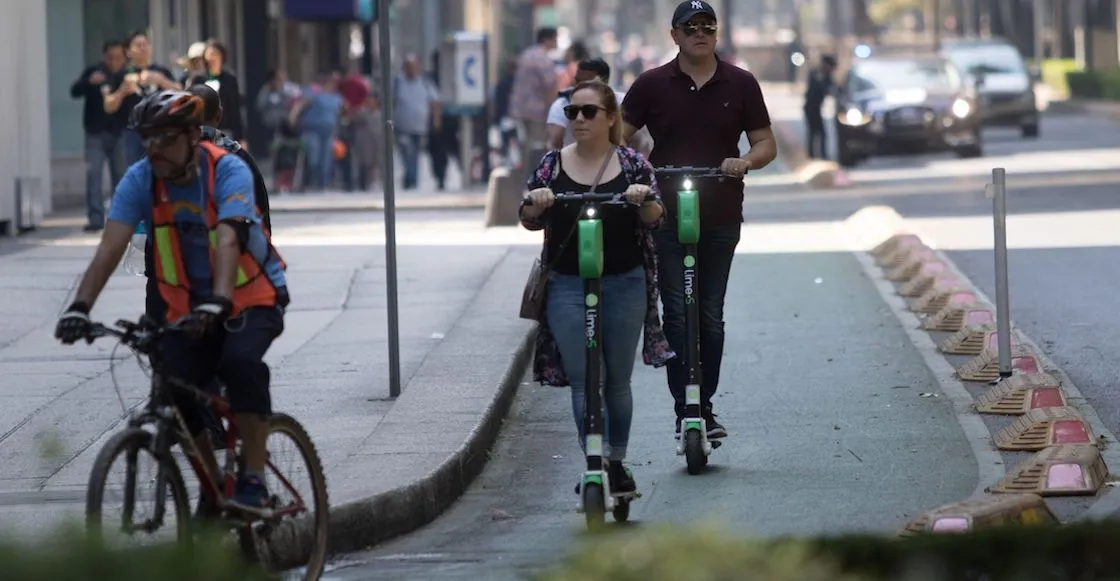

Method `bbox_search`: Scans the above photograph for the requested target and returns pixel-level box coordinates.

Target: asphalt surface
[326,220,975,580]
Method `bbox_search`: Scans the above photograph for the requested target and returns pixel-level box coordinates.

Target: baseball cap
[672,0,717,26]
[178,41,207,66]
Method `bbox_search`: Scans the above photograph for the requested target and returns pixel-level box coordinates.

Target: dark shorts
[160,306,284,435]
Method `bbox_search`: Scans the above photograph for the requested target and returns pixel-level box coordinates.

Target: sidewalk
[0,212,538,547]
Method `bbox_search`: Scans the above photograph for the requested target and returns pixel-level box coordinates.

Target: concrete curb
[771,120,849,188]
[264,247,537,569]
[838,206,1120,526]
[1043,98,1120,121]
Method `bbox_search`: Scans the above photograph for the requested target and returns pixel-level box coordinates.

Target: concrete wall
[0,0,53,234]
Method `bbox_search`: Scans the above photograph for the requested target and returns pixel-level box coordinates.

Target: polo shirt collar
[668,53,731,83]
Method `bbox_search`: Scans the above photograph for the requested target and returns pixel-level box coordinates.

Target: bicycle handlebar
[86,316,189,351]
[523,191,657,206]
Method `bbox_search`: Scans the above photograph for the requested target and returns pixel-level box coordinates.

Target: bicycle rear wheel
[241,413,330,580]
[85,428,192,548]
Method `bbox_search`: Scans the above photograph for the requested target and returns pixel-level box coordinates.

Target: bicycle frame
[107,320,307,530]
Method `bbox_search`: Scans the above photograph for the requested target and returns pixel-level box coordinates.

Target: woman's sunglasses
[679,23,719,36]
[563,104,606,121]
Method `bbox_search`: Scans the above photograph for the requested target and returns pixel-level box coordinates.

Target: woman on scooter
[519,80,675,493]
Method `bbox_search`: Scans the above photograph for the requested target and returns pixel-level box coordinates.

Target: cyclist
[620,0,778,439]
[54,89,289,512]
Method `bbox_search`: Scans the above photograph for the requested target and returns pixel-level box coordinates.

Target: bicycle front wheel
[85,427,192,548]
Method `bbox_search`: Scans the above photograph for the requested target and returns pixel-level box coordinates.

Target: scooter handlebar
[653,166,739,178]
[523,191,657,206]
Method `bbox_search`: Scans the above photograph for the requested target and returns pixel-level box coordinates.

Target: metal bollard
[988,168,1012,378]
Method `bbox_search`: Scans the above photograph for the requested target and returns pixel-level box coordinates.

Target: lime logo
[684,255,695,267]
[585,293,599,307]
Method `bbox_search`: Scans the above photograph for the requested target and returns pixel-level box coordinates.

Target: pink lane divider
[985,332,1020,351]
[833,169,852,187]
[965,309,993,326]
[1012,353,1041,374]
[918,262,947,277]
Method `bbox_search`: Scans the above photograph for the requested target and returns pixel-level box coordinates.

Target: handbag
[519,148,617,321]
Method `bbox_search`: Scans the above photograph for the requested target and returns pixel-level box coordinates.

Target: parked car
[834,55,983,168]
[940,38,1041,138]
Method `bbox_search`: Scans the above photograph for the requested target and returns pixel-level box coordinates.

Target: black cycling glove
[55,302,92,345]
[185,296,234,336]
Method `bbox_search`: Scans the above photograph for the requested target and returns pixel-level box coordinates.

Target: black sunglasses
[679,23,719,36]
[141,131,186,149]
[563,104,606,121]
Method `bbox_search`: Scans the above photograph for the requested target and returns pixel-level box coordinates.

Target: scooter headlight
[682,178,693,191]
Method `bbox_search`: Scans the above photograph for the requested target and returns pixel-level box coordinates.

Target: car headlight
[951,98,971,118]
[844,107,867,125]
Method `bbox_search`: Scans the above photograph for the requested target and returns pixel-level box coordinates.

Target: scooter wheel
[583,483,606,530]
[684,430,706,475]
[612,497,630,522]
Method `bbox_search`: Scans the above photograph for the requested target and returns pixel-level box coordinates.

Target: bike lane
[330,216,979,580]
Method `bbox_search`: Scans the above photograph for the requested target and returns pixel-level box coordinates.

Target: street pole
[990,168,1012,378]
[722,0,734,55]
[378,0,403,398]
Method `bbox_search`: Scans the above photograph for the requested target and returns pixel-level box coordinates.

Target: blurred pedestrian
[71,40,128,232]
[803,55,836,160]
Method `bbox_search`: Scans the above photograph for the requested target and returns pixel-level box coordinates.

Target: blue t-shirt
[299,85,343,131]
[108,151,287,298]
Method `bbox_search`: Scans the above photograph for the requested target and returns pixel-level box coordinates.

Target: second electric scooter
[653,166,738,475]
[525,189,654,529]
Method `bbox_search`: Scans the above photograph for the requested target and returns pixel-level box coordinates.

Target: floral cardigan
[519,146,677,387]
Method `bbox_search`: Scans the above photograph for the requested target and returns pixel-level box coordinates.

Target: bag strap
[544,147,616,268]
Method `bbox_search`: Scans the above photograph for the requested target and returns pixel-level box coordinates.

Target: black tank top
[546,158,644,277]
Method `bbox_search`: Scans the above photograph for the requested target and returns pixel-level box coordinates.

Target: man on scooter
[620,0,778,438]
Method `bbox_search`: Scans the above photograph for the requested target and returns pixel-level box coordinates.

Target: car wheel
[1021,122,1039,138]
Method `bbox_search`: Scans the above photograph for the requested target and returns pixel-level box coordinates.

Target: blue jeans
[396,132,422,189]
[653,226,741,417]
[546,266,646,461]
[301,127,336,189]
[84,132,125,227]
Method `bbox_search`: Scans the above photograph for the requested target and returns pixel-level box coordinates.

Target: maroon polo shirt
[622,56,771,228]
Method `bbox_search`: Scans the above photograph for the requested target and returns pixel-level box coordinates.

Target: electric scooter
[525,189,654,529]
[653,166,739,475]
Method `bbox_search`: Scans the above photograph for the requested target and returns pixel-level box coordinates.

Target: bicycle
[81,314,330,579]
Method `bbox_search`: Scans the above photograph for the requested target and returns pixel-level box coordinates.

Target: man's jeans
[653,226,741,417]
[85,132,125,227]
[301,127,336,189]
[396,132,423,189]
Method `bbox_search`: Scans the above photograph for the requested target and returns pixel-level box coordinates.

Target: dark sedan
[834,55,983,167]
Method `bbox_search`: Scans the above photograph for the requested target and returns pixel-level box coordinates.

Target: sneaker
[608,461,636,494]
[704,411,728,439]
[674,417,683,440]
[230,473,270,511]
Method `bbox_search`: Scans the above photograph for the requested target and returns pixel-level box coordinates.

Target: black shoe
[674,417,683,440]
[704,411,728,439]
[608,461,636,494]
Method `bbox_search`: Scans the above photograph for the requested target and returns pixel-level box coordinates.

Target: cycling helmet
[128,90,205,132]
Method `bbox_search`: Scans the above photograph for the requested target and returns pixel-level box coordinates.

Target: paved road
[329,218,976,580]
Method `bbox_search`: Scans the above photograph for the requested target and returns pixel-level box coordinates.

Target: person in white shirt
[545,58,625,150]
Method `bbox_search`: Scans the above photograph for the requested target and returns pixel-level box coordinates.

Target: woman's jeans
[546,266,646,461]
[301,127,336,189]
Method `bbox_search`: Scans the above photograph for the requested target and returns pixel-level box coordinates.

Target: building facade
[1,1,52,234]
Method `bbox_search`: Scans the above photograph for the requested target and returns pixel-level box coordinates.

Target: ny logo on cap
[691,0,704,8]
